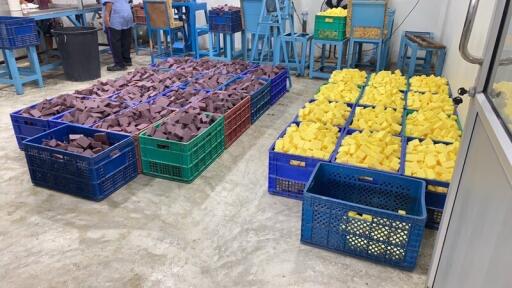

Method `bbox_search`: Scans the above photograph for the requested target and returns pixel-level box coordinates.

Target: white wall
[440,0,498,123]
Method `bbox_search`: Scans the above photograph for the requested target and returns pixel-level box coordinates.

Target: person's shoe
[107,65,127,71]
[125,62,133,67]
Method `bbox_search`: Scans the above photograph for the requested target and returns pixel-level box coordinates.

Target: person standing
[102,0,133,71]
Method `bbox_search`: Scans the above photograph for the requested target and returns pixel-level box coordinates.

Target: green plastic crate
[139,113,224,166]
[141,137,224,183]
[314,15,346,41]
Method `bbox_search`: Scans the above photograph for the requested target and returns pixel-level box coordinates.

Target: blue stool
[0,46,43,95]
[398,31,446,77]
[208,30,246,61]
[281,32,312,76]
[347,0,387,71]
[309,38,347,79]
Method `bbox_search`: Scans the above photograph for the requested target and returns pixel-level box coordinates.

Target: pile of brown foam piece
[155,57,219,75]
[191,91,248,114]
[145,108,217,142]
[95,103,174,134]
[75,67,169,98]
[19,94,83,118]
[187,73,236,90]
[209,60,251,75]
[153,87,209,109]
[224,76,268,95]
[246,65,286,79]
[61,98,129,126]
[43,133,112,157]
[211,5,241,12]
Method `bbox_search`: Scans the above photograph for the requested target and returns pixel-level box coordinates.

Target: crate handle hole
[110,150,120,158]
[357,176,376,184]
[51,154,64,161]
[289,160,306,167]
[157,144,170,150]
[348,211,373,222]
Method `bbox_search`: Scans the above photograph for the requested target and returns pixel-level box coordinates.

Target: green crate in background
[139,113,224,167]
[314,15,346,41]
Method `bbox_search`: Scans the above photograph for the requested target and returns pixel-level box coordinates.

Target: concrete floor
[0,55,435,287]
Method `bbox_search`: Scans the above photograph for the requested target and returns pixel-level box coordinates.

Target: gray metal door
[428,0,512,287]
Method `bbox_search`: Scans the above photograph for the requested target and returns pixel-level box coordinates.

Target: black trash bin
[53,27,101,82]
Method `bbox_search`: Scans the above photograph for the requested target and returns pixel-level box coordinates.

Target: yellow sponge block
[298,99,352,126]
[335,130,401,172]
[405,138,460,182]
[368,70,407,91]
[406,110,461,142]
[407,91,455,114]
[274,122,339,160]
[409,75,449,94]
[329,69,367,86]
[350,105,403,135]
[318,7,348,17]
[315,82,361,103]
[360,86,405,109]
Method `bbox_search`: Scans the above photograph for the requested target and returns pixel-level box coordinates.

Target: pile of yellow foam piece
[298,99,352,126]
[360,86,405,109]
[350,106,403,135]
[410,75,449,94]
[318,7,347,17]
[335,130,401,172]
[406,110,461,142]
[405,138,460,182]
[368,70,407,91]
[274,122,339,160]
[407,91,454,114]
[329,69,367,86]
[314,82,361,103]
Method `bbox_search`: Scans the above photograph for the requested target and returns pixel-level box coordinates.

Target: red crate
[224,96,251,148]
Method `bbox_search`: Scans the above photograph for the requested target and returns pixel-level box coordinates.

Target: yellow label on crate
[325,18,334,23]
[289,160,306,167]
[348,211,373,222]
[398,210,406,215]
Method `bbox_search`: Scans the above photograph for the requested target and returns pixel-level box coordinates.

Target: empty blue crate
[301,163,427,270]
[0,16,39,49]
[23,124,138,201]
[270,69,289,105]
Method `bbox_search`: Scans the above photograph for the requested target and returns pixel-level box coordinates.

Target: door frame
[427,0,512,286]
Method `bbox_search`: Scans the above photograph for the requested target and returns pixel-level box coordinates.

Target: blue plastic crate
[23,124,137,201]
[208,9,243,33]
[301,163,426,270]
[268,123,342,200]
[330,129,404,175]
[293,100,356,128]
[270,69,289,104]
[250,80,271,123]
[347,104,406,136]
[10,95,91,150]
[0,16,39,49]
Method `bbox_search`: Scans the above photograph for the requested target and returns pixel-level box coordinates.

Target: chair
[143,0,187,63]
[397,31,446,77]
[347,0,387,71]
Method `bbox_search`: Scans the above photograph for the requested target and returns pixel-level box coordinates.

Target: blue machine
[344,1,396,71]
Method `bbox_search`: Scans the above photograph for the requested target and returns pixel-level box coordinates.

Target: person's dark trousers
[108,27,132,67]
